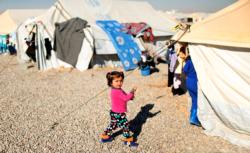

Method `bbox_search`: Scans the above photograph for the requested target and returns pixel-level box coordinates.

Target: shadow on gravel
[112,103,161,141]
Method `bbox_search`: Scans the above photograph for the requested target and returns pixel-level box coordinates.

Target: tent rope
[48,69,137,130]
[150,23,191,60]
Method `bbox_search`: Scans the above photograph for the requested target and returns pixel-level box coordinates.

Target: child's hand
[130,87,137,93]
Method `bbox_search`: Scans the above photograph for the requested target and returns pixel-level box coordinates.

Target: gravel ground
[0,55,249,153]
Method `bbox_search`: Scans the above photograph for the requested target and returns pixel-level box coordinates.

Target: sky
[0,0,237,13]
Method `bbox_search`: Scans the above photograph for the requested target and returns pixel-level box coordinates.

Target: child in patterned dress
[100,71,138,147]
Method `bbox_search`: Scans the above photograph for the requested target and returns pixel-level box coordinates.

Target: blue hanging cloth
[96,20,141,71]
[0,35,8,54]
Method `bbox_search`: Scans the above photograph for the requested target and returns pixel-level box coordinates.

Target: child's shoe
[123,137,138,147]
[190,120,201,127]
[100,134,113,143]
[189,112,201,127]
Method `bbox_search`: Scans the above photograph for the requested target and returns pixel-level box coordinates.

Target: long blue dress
[183,56,200,126]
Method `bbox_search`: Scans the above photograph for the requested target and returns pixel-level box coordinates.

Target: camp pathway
[0,55,249,153]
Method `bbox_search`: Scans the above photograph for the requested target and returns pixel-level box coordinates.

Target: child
[100,71,138,147]
[166,44,176,87]
[172,46,186,95]
[182,48,201,126]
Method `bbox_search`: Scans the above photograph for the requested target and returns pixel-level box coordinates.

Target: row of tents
[0,0,249,148]
[1,0,178,71]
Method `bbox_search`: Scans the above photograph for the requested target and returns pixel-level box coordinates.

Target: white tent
[17,0,177,71]
[33,0,176,36]
[173,0,250,148]
[0,9,44,34]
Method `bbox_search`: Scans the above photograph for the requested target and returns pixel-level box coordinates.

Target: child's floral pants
[104,111,130,138]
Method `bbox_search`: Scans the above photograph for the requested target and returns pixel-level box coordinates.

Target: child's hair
[106,71,124,87]
[179,45,190,56]
[179,46,186,54]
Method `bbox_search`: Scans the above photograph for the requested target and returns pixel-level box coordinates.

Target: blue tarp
[96,20,141,71]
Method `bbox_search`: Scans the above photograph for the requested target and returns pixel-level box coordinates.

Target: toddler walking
[100,71,138,147]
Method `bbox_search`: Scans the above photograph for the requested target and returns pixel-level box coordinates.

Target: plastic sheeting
[188,44,250,148]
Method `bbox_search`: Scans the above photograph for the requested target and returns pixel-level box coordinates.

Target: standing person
[172,46,186,96]
[182,49,201,126]
[166,44,176,87]
[25,31,36,62]
[100,71,138,147]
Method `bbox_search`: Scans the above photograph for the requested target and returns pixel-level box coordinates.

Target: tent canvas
[174,0,250,48]
[0,9,44,34]
[173,0,250,148]
[34,0,176,36]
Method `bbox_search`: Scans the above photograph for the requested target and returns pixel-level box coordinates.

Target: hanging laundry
[44,38,52,60]
[53,17,88,67]
[122,22,154,42]
[25,32,36,62]
[0,35,8,54]
[96,20,141,71]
